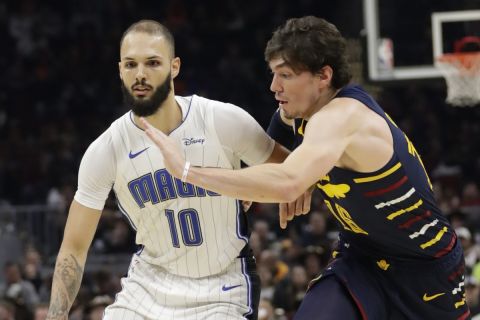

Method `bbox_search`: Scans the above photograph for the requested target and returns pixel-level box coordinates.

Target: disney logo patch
[182,137,205,146]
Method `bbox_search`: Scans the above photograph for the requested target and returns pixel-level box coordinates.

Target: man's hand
[242,201,253,212]
[141,117,186,180]
[279,186,314,229]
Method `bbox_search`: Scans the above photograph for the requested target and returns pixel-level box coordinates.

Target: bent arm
[142,100,356,203]
[186,102,353,202]
[188,135,340,202]
[47,200,101,320]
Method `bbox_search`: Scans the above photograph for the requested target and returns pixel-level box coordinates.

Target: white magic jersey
[74,95,274,278]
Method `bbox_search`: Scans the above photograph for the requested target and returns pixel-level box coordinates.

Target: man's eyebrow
[123,56,162,60]
[272,62,288,69]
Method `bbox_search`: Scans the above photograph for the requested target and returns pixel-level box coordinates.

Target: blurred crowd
[1,0,480,319]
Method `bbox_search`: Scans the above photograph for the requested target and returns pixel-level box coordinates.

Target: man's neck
[134,94,183,134]
[305,87,341,120]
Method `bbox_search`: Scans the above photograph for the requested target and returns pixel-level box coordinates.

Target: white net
[436,53,480,107]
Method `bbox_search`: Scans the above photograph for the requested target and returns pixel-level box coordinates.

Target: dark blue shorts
[295,238,470,320]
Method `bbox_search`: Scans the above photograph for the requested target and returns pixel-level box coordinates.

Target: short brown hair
[120,20,175,57]
[265,16,351,89]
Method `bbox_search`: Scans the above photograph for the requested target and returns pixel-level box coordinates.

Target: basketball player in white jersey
[45,20,303,320]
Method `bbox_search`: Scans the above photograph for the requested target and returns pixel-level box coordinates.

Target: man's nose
[270,74,281,93]
[136,64,146,81]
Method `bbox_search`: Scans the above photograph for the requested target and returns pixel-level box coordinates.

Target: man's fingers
[140,117,165,145]
[242,201,252,212]
[287,202,295,221]
[279,203,288,229]
[139,117,155,133]
[302,190,312,215]
[295,195,304,216]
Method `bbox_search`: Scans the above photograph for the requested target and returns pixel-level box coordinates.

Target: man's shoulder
[86,113,130,154]
[184,94,239,110]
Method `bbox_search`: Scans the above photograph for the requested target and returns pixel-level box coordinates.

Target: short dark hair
[120,20,175,57]
[265,16,351,89]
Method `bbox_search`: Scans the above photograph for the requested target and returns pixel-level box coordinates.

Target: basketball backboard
[364,0,480,81]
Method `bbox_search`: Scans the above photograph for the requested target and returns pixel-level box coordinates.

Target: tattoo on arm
[59,254,82,301]
[47,254,84,319]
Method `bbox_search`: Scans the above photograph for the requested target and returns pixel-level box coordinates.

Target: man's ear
[316,65,333,89]
[118,61,123,80]
[171,57,181,79]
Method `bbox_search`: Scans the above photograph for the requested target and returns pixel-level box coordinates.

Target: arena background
[1,0,480,319]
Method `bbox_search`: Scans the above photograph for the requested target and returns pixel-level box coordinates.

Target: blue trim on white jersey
[235,200,248,243]
[116,199,137,231]
[241,257,253,318]
[135,244,144,256]
[169,95,193,136]
[129,111,143,131]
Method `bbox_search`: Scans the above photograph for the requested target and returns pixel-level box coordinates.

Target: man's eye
[147,60,160,66]
[125,62,136,68]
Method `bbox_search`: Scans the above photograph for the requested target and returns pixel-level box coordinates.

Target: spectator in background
[0,300,15,320]
[253,219,277,250]
[456,227,480,272]
[449,210,468,229]
[86,295,113,320]
[103,218,137,254]
[466,277,480,317]
[302,246,327,281]
[33,303,49,320]
[0,262,39,320]
[273,265,309,316]
[258,298,275,320]
[258,264,276,302]
[259,250,289,286]
[300,210,330,249]
[23,247,43,293]
[460,182,480,225]
[91,270,121,297]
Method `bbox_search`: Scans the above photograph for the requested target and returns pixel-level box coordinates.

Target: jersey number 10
[165,209,203,247]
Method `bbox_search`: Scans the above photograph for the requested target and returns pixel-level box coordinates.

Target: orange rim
[437,52,480,70]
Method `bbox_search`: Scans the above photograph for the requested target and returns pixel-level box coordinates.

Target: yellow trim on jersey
[386,199,423,220]
[353,162,402,184]
[298,119,305,136]
[454,297,466,309]
[420,226,448,249]
[317,182,350,199]
[385,113,399,128]
[377,259,390,271]
[324,201,369,235]
[404,133,433,190]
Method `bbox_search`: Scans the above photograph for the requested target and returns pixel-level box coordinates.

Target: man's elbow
[60,233,91,257]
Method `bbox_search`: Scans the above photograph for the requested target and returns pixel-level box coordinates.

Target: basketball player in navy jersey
[45,19,317,320]
[143,16,470,320]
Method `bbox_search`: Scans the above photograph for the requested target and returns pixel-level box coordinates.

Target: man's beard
[122,73,172,117]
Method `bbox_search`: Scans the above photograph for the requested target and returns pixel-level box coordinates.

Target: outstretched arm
[140,100,354,203]
[185,136,340,202]
[47,200,101,320]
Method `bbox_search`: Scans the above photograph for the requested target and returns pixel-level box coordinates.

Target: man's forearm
[46,252,85,320]
[188,162,302,203]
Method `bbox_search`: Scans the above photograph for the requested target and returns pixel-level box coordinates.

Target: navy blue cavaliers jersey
[297,85,455,260]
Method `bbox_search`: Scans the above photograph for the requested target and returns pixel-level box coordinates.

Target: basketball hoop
[436,37,480,107]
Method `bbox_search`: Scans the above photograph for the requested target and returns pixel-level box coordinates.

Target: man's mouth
[133,86,152,97]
